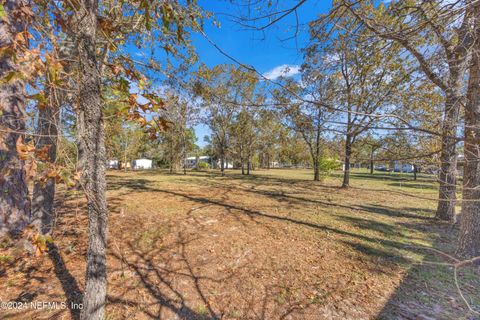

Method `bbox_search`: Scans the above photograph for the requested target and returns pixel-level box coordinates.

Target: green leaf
[0,71,17,84]
[0,5,6,20]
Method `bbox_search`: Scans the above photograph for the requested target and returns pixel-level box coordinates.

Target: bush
[198,162,210,170]
[318,157,341,180]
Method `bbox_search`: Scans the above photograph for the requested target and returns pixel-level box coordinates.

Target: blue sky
[190,1,332,147]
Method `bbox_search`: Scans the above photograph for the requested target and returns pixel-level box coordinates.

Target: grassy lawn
[1,169,479,319]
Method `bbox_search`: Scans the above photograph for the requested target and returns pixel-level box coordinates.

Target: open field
[1,169,479,319]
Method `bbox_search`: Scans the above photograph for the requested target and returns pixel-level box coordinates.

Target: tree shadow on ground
[350,172,436,183]
[113,177,478,319]
[138,188,418,259]
[47,171,478,319]
[106,227,333,319]
[47,243,83,320]
[355,204,433,220]
[376,223,480,319]
[108,236,221,319]
[387,182,438,190]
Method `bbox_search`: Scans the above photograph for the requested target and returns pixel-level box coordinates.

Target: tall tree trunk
[220,151,225,177]
[183,154,186,175]
[169,141,174,173]
[75,1,108,319]
[31,98,59,235]
[0,0,31,236]
[435,93,461,222]
[413,164,418,181]
[342,135,352,188]
[31,40,74,234]
[241,158,245,175]
[124,146,127,172]
[182,132,186,175]
[247,156,251,175]
[314,160,320,181]
[370,148,374,175]
[457,8,480,258]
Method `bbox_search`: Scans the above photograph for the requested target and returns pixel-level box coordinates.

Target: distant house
[132,159,153,170]
[107,160,119,169]
[185,156,233,169]
[217,159,234,169]
[270,161,280,168]
[186,156,211,168]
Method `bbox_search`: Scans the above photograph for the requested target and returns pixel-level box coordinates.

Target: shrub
[318,157,341,180]
[198,162,209,170]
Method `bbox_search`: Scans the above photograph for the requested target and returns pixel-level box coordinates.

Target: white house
[184,156,233,169]
[132,159,153,170]
[107,160,119,169]
[217,159,234,169]
[186,156,211,168]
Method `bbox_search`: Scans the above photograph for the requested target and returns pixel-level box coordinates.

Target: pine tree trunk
[220,152,225,177]
[31,100,59,235]
[124,148,127,172]
[0,0,31,236]
[457,8,480,258]
[314,162,320,181]
[342,135,352,188]
[182,133,186,175]
[370,148,374,175]
[435,93,461,222]
[75,1,108,319]
[31,40,73,234]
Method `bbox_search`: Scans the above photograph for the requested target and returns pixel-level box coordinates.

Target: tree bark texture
[74,1,108,319]
[435,92,461,222]
[342,135,352,188]
[31,41,74,235]
[457,5,480,258]
[0,0,31,236]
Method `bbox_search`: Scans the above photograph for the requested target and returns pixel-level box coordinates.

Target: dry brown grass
[0,169,478,319]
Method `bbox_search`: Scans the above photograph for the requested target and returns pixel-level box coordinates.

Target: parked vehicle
[393,162,415,173]
[374,165,388,172]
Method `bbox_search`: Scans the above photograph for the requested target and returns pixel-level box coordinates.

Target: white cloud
[263,64,301,80]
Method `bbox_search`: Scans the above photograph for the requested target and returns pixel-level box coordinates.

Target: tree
[226,72,262,175]
[230,108,257,174]
[70,1,108,319]
[196,65,257,176]
[256,109,284,169]
[275,73,336,181]
[156,92,197,173]
[106,121,146,171]
[457,2,480,258]
[0,0,32,236]
[278,132,311,168]
[337,0,475,220]
[355,135,384,175]
[31,37,76,235]
[313,14,406,187]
